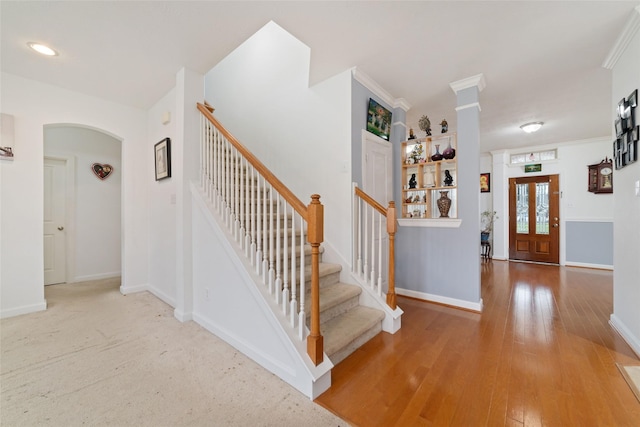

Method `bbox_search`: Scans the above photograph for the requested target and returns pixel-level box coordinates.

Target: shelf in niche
[398,218,462,228]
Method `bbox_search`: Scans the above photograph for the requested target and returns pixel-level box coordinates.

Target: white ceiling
[1,1,637,153]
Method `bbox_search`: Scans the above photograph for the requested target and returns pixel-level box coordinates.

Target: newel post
[386,201,397,310]
[307,194,324,365]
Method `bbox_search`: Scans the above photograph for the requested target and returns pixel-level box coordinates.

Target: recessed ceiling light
[520,122,543,133]
[27,42,58,56]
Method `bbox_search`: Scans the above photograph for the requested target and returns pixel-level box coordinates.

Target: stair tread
[305,262,341,278]
[307,283,361,317]
[321,306,385,357]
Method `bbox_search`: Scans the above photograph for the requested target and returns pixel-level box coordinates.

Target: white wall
[44,125,122,281]
[146,88,177,306]
[204,21,352,267]
[610,7,640,357]
[0,72,148,318]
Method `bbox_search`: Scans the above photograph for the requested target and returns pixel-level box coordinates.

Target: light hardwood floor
[316,260,640,426]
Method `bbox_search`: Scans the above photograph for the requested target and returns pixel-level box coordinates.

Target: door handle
[57,226,64,231]
[553,224,558,228]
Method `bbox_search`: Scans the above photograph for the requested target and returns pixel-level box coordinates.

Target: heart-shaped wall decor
[91,163,114,180]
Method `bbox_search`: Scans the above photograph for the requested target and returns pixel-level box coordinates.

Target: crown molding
[603,5,640,70]
[351,67,411,112]
[449,73,486,94]
[393,98,412,112]
[455,102,482,112]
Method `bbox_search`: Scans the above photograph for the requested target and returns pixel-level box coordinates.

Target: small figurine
[408,173,417,189]
[440,119,448,133]
[405,196,413,204]
[413,195,420,203]
[444,170,454,186]
[408,128,416,140]
[418,115,432,136]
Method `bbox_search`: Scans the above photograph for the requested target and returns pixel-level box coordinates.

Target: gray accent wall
[566,221,613,266]
[394,86,481,305]
[351,80,404,186]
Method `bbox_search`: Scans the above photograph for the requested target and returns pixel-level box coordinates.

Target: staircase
[193,102,400,397]
[302,246,385,364]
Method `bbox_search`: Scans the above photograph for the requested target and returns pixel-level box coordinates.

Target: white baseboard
[0,300,47,319]
[174,308,193,322]
[120,284,148,295]
[396,287,483,312]
[148,286,176,308]
[73,271,121,282]
[610,314,640,358]
[565,261,613,271]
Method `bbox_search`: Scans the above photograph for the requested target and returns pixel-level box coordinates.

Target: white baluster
[370,206,375,289]
[378,210,383,295]
[282,202,289,315]
[363,204,369,284]
[255,174,262,275]
[239,156,245,250]
[268,184,275,295]
[357,197,362,277]
[250,166,257,265]
[262,181,269,284]
[290,211,298,328]
[298,218,306,340]
[274,194,282,304]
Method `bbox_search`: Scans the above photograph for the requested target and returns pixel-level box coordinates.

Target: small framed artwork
[628,89,638,108]
[480,173,490,193]
[154,137,171,181]
[615,118,625,137]
[0,146,14,160]
[366,98,392,141]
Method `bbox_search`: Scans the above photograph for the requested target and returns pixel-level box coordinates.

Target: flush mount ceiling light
[27,42,58,56]
[520,122,543,133]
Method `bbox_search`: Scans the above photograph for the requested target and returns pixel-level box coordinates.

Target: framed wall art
[480,173,490,193]
[155,137,171,181]
[366,98,392,141]
[614,89,639,170]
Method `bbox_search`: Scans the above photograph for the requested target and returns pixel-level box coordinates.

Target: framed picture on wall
[480,173,491,193]
[366,98,392,141]
[155,137,171,181]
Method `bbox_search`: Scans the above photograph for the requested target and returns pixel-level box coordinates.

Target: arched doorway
[43,124,123,285]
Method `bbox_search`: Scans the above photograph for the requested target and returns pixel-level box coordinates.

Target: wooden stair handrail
[354,186,397,310]
[197,102,308,219]
[198,102,325,365]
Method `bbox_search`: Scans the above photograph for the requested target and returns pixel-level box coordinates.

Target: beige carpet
[0,278,345,426]
[617,363,640,403]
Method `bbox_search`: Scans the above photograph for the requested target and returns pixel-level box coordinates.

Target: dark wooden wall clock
[587,157,613,193]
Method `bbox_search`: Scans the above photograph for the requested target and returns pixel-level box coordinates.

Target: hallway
[316,261,640,426]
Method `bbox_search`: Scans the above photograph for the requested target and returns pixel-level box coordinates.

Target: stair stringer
[350,273,404,334]
[190,184,333,399]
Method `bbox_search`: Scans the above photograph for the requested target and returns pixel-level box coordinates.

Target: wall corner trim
[352,67,411,111]
[449,73,486,94]
[602,5,640,70]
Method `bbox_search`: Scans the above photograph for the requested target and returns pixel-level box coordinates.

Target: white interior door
[362,131,393,289]
[44,158,67,285]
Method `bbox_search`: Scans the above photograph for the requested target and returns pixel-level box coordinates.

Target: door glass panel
[536,182,549,235]
[516,183,529,233]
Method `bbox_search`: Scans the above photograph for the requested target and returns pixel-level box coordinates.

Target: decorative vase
[437,191,452,218]
[431,144,443,161]
[442,139,456,160]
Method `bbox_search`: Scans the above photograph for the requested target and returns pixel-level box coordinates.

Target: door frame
[44,155,76,284]
[508,174,560,264]
[361,129,393,288]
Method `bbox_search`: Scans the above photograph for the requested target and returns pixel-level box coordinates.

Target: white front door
[44,158,66,285]
[362,131,393,288]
